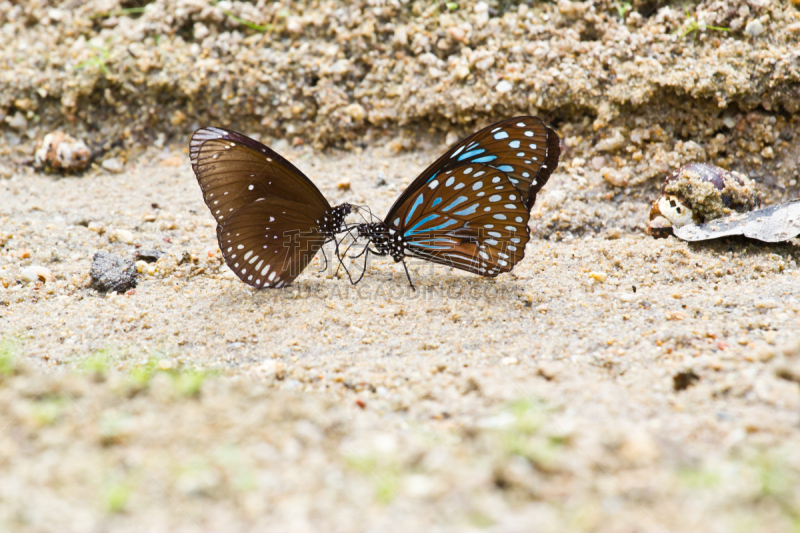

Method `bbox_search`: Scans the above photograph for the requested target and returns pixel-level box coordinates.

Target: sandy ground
[2,0,800,531]
[1,145,799,532]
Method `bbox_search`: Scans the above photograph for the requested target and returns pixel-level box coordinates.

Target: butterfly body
[356,221,406,262]
[190,127,352,289]
[353,117,560,284]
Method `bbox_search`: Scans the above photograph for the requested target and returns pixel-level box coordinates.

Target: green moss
[103,482,130,513]
[172,370,208,398]
[345,454,400,504]
[30,398,66,426]
[81,348,114,375]
[469,511,495,528]
[0,338,16,377]
[128,358,159,388]
[678,467,721,490]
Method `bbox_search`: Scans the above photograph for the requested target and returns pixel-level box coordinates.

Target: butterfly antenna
[352,205,371,226]
[401,259,416,291]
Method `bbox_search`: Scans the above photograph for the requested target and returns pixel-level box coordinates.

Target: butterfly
[190,127,352,289]
[352,116,560,287]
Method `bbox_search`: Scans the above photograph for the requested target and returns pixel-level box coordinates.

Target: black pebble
[90,251,137,293]
[134,249,165,263]
[673,370,700,392]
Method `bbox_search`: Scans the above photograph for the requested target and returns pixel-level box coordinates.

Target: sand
[1,144,799,532]
[1,0,800,531]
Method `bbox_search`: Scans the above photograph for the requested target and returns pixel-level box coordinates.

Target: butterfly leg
[352,247,369,286]
[349,244,370,260]
[400,259,416,291]
[318,244,329,273]
[333,236,358,284]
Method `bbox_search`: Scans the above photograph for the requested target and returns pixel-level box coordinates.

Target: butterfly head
[324,203,353,235]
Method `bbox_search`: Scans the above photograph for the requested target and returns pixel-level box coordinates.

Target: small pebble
[7,112,27,130]
[337,179,351,190]
[589,271,608,283]
[18,266,54,283]
[591,156,606,170]
[495,80,512,94]
[453,64,470,79]
[108,229,135,245]
[601,167,628,187]
[101,157,125,173]
[90,251,137,293]
[745,19,764,37]
[673,370,700,391]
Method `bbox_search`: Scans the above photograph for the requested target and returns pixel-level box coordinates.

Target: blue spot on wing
[472,155,497,163]
[426,171,440,184]
[494,131,509,140]
[497,165,514,172]
[405,193,424,224]
[442,196,468,212]
[453,203,479,216]
[432,197,442,207]
[405,214,439,237]
[424,218,458,233]
[458,149,485,161]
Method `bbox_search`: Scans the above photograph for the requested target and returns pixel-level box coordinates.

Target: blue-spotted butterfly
[190,127,352,289]
[353,117,560,287]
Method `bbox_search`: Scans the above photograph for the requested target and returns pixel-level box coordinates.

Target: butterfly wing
[217,197,327,288]
[386,116,559,217]
[378,117,560,277]
[389,166,531,277]
[190,127,333,288]
[190,127,331,228]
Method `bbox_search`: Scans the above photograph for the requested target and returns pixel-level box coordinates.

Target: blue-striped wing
[382,117,559,276]
[386,116,559,216]
[390,166,531,276]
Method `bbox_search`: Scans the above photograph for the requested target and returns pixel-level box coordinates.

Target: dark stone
[134,249,165,263]
[90,251,137,293]
[673,370,700,392]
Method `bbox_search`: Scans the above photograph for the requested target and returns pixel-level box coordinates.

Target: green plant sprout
[89,7,146,20]
[212,0,272,32]
[74,42,112,75]
[446,2,458,10]
[616,1,632,20]
[672,5,731,38]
